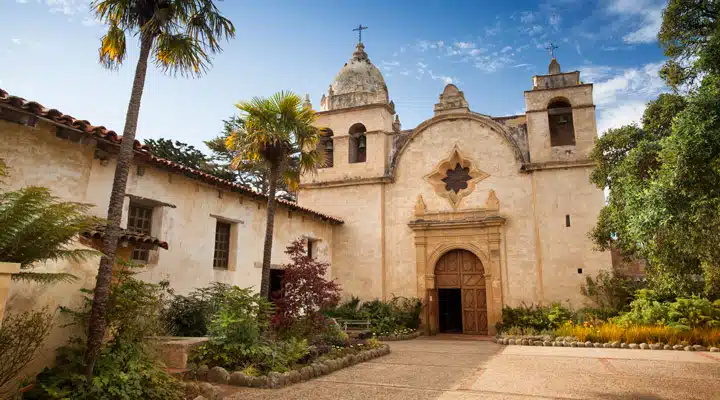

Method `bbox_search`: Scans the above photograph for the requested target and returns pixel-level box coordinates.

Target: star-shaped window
[442,163,472,194]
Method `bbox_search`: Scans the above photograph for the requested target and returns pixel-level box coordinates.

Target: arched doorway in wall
[434,249,488,334]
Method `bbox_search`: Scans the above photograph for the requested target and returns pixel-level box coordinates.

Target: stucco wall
[298,184,384,300]
[385,117,540,305]
[531,167,611,306]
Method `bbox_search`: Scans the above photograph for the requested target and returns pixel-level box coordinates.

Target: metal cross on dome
[353,24,368,43]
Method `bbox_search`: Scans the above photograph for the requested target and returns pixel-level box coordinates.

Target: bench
[336,319,371,333]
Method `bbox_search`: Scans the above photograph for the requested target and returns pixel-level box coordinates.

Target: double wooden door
[434,249,488,335]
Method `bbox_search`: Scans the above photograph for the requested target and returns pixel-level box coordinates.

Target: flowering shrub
[554,320,720,347]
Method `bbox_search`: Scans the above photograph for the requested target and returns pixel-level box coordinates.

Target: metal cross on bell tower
[353,24,368,43]
[546,42,559,59]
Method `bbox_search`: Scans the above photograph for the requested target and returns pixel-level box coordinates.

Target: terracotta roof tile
[0,88,343,224]
[82,226,169,250]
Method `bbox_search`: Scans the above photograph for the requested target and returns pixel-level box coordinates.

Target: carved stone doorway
[433,249,488,334]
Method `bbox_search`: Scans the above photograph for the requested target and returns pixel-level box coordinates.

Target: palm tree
[86,0,234,380]
[226,92,323,297]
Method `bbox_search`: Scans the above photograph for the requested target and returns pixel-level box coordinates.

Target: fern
[0,160,101,283]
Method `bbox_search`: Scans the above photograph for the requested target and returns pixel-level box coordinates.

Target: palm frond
[99,22,127,70]
[154,32,209,77]
[11,272,79,284]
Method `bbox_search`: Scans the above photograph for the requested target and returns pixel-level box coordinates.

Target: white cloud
[606,0,665,44]
[45,0,86,16]
[549,14,562,29]
[428,70,456,85]
[526,25,544,36]
[11,38,21,45]
[500,46,513,53]
[454,41,475,49]
[400,70,410,76]
[418,40,445,51]
[382,60,400,67]
[417,61,428,69]
[16,0,29,3]
[587,61,668,134]
[519,11,536,24]
[469,49,484,56]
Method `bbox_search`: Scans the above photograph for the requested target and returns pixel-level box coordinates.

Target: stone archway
[434,249,488,334]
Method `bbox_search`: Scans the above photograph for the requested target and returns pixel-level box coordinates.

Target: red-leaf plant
[272,239,341,333]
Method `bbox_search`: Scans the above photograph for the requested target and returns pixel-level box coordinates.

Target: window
[319,129,334,168]
[307,239,315,259]
[548,98,576,146]
[213,221,231,269]
[127,204,153,262]
[348,123,367,164]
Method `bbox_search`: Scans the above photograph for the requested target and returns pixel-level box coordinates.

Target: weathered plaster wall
[298,184,384,300]
[0,120,335,386]
[531,167,611,306]
[385,117,540,305]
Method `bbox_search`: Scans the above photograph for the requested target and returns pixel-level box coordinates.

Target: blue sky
[1,0,669,151]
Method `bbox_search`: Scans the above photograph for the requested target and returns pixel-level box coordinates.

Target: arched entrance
[434,249,488,334]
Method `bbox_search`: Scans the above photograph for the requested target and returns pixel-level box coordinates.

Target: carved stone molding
[424,145,489,209]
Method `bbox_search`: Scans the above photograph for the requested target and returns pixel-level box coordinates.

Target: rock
[207,367,230,384]
[282,371,293,384]
[300,367,311,381]
[664,345,673,350]
[198,383,219,400]
[639,343,649,350]
[312,364,323,377]
[321,363,331,375]
[693,345,707,352]
[569,342,577,347]
[543,340,552,346]
[576,341,585,348]
[650,343,662,350]
[710,347,719,352]
[267,371,283,388]
[534,340,543,346]
[684,346,694,351]
[594,343,602,348]
[621,343,628,349]
[629,343,639,349]
[603,343,612,348]
[193,396,207,400]
[196,365,210,381]
[229,371,249,386]
[290,370,302,383]
[673,345,684,350]
[249,376,267,388]
[492,337,498,343]
[612,341,621,349]
[521,339,529,346]
[508,339,515,345]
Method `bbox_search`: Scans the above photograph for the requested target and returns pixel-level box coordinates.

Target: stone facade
[300,48,611,335]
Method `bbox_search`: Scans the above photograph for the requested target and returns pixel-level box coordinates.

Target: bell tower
[523,57,597,165]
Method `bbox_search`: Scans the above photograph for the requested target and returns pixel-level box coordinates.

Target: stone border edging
[190,344,391,389]
[377,331,421,341]
[493,337,720,352]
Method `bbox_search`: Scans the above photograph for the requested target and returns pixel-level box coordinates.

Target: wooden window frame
[213,220,232,269]
[127,203,153,263]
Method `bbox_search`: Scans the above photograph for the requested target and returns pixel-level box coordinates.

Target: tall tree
[143,138,209,170]
[659,0,719,89]
[86,0,234,381]
[206,116,298,200]
[225,92,322,297]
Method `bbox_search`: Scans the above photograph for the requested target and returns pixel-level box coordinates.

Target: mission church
[0,39,609,337]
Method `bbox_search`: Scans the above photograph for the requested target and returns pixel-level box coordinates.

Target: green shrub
[323,296,363,320]
[617,290,720,328]
[496,303,572,333]
[324,295,423,336]
[0,309,54,395]
[161,282,235,337]
[581,269,645,315]
[389,296,423,330]
[24,262,183,400]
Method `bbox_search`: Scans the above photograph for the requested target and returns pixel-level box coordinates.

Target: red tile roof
[0,88,343,224]
[82,226,169,250]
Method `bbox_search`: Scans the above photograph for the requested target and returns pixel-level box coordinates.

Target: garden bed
[493,335,720,352]
[188,344,390,389]
[377,330,421,341]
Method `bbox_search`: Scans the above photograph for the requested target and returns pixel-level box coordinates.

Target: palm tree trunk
[260,162,281,298]
[84,33,154,382]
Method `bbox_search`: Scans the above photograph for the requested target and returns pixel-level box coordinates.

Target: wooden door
[435,249,488,335]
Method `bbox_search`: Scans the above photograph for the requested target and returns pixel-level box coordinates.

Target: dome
[321,43,390,111]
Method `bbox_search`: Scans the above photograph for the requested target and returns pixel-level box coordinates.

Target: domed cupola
[320,43,391,111]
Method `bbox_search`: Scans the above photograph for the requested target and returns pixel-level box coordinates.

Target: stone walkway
[226,336,720,399]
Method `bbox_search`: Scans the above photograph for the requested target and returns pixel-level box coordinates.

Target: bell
[358,135,366,149]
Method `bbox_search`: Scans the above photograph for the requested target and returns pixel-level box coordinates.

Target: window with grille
[214,221,232,269]
[127,204,153,262]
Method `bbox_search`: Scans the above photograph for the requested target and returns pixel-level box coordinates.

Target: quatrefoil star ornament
[424,145,489,209]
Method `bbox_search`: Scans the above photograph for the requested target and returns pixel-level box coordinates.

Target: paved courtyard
[227,336,720,399]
